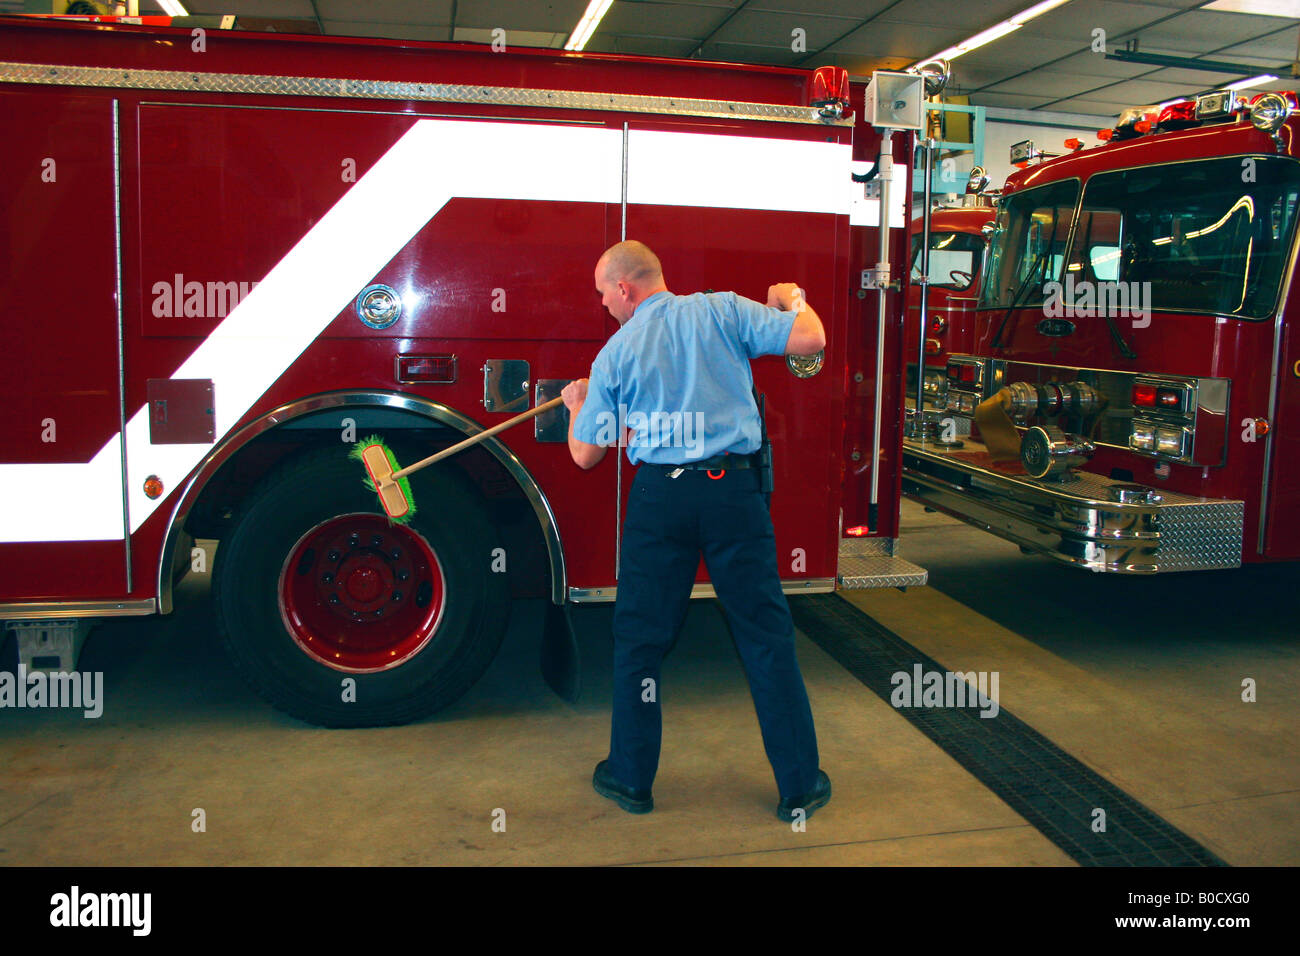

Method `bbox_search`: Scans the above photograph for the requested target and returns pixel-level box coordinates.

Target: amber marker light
[144,475,164,499]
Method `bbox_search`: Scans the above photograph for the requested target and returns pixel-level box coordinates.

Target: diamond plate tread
[0,61,849,126]
[838,554,928,589]
[839,537,893,557]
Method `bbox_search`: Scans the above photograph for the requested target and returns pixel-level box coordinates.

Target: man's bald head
[597,240,664,287]
[594,240,669,325]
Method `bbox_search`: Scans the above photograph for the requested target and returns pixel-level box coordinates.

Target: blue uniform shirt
[572,290,797,465]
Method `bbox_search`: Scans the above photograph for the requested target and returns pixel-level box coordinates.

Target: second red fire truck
[903,89,1300,574]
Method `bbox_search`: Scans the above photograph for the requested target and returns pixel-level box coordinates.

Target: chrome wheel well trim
[157,389,566,614]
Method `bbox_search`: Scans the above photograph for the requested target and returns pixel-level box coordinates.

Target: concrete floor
[1,502,1296,866]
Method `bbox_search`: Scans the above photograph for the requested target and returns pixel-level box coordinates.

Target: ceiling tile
[712,9,852,47]
[315,0,452,23]
[190,1,319,15]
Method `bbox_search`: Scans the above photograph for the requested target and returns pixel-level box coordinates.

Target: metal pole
[869,129,893,515]
[914,137,934,442]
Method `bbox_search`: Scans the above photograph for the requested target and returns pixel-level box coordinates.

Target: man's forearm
[786,302,826,354]
[567,402,607,469]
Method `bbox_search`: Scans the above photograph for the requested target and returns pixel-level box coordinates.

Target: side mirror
[981,221,996,240]
[966,165,989,195]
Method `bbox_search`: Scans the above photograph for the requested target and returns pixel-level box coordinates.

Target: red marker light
[960,364,977,383]
[1133,383,1157,407]
[1134,120,1152,133]
[1064,137,1082,150]
[845,526,869,537]
[1098,129,1114,141]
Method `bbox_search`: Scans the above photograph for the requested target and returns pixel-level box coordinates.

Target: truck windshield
[979,179,1080,309]
[911,231,984,290]
[1064,156,1300,320]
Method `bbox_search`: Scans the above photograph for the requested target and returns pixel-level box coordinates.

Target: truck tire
[212,444,510,727]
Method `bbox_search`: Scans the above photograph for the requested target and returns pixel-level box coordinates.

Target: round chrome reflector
[787,349,824,378]
[356,284,402,329]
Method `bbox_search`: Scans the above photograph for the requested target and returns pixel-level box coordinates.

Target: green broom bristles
[349,434,417,525]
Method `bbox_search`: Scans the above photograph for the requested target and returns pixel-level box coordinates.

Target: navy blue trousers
[608,464,820,799]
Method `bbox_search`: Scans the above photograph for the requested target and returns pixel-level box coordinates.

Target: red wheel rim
[278,514,445,673]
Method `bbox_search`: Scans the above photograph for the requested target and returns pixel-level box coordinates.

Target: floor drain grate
[790,593,1227,867]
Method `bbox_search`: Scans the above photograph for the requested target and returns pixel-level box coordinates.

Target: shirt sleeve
[729,292,797,359]
[571,351,619,446]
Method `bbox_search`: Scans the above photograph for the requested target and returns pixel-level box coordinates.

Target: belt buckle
[707,452,727,480]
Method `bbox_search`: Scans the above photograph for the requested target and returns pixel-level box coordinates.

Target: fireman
[561,240,831,822]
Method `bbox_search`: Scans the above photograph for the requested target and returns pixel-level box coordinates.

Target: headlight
[1130,421,1155,452]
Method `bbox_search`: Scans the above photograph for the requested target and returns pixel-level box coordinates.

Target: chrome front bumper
[902,439,1243,573]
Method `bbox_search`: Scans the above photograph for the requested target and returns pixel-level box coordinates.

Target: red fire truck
[903,90,1300,574]
[0,16,929,726]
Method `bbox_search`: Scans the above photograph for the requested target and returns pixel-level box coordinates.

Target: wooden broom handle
[391,396,566,480]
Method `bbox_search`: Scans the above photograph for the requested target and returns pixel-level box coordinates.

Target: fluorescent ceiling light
[919,0,1072,63]
[156,0,189,15]
[1226,74,1278,90]
[1203,0,1299,15]
[564,0,614,52]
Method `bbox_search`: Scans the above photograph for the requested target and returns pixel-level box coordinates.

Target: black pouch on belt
[753,385,773,508]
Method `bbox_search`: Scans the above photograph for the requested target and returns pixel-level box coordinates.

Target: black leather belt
[643,453,757,471]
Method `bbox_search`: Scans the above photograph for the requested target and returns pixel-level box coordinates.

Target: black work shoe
[593,760,653,814]
[776,770,831,822]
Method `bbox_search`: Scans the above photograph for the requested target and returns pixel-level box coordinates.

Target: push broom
[352,396,565,524]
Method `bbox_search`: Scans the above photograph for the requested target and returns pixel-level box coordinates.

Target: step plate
[838,554,928,589]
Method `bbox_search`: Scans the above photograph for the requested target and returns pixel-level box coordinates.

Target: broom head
[350,436,416,524]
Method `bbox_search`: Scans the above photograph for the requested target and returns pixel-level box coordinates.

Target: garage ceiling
[5,1,1297,117]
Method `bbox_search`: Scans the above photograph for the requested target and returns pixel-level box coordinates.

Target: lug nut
[371,534,383,546]
[392,591,402,601]
[327,550,340,561]
[390,548,401,559]
[321,572,333,583]
[328,594,340,605]
[397,570,409,582]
